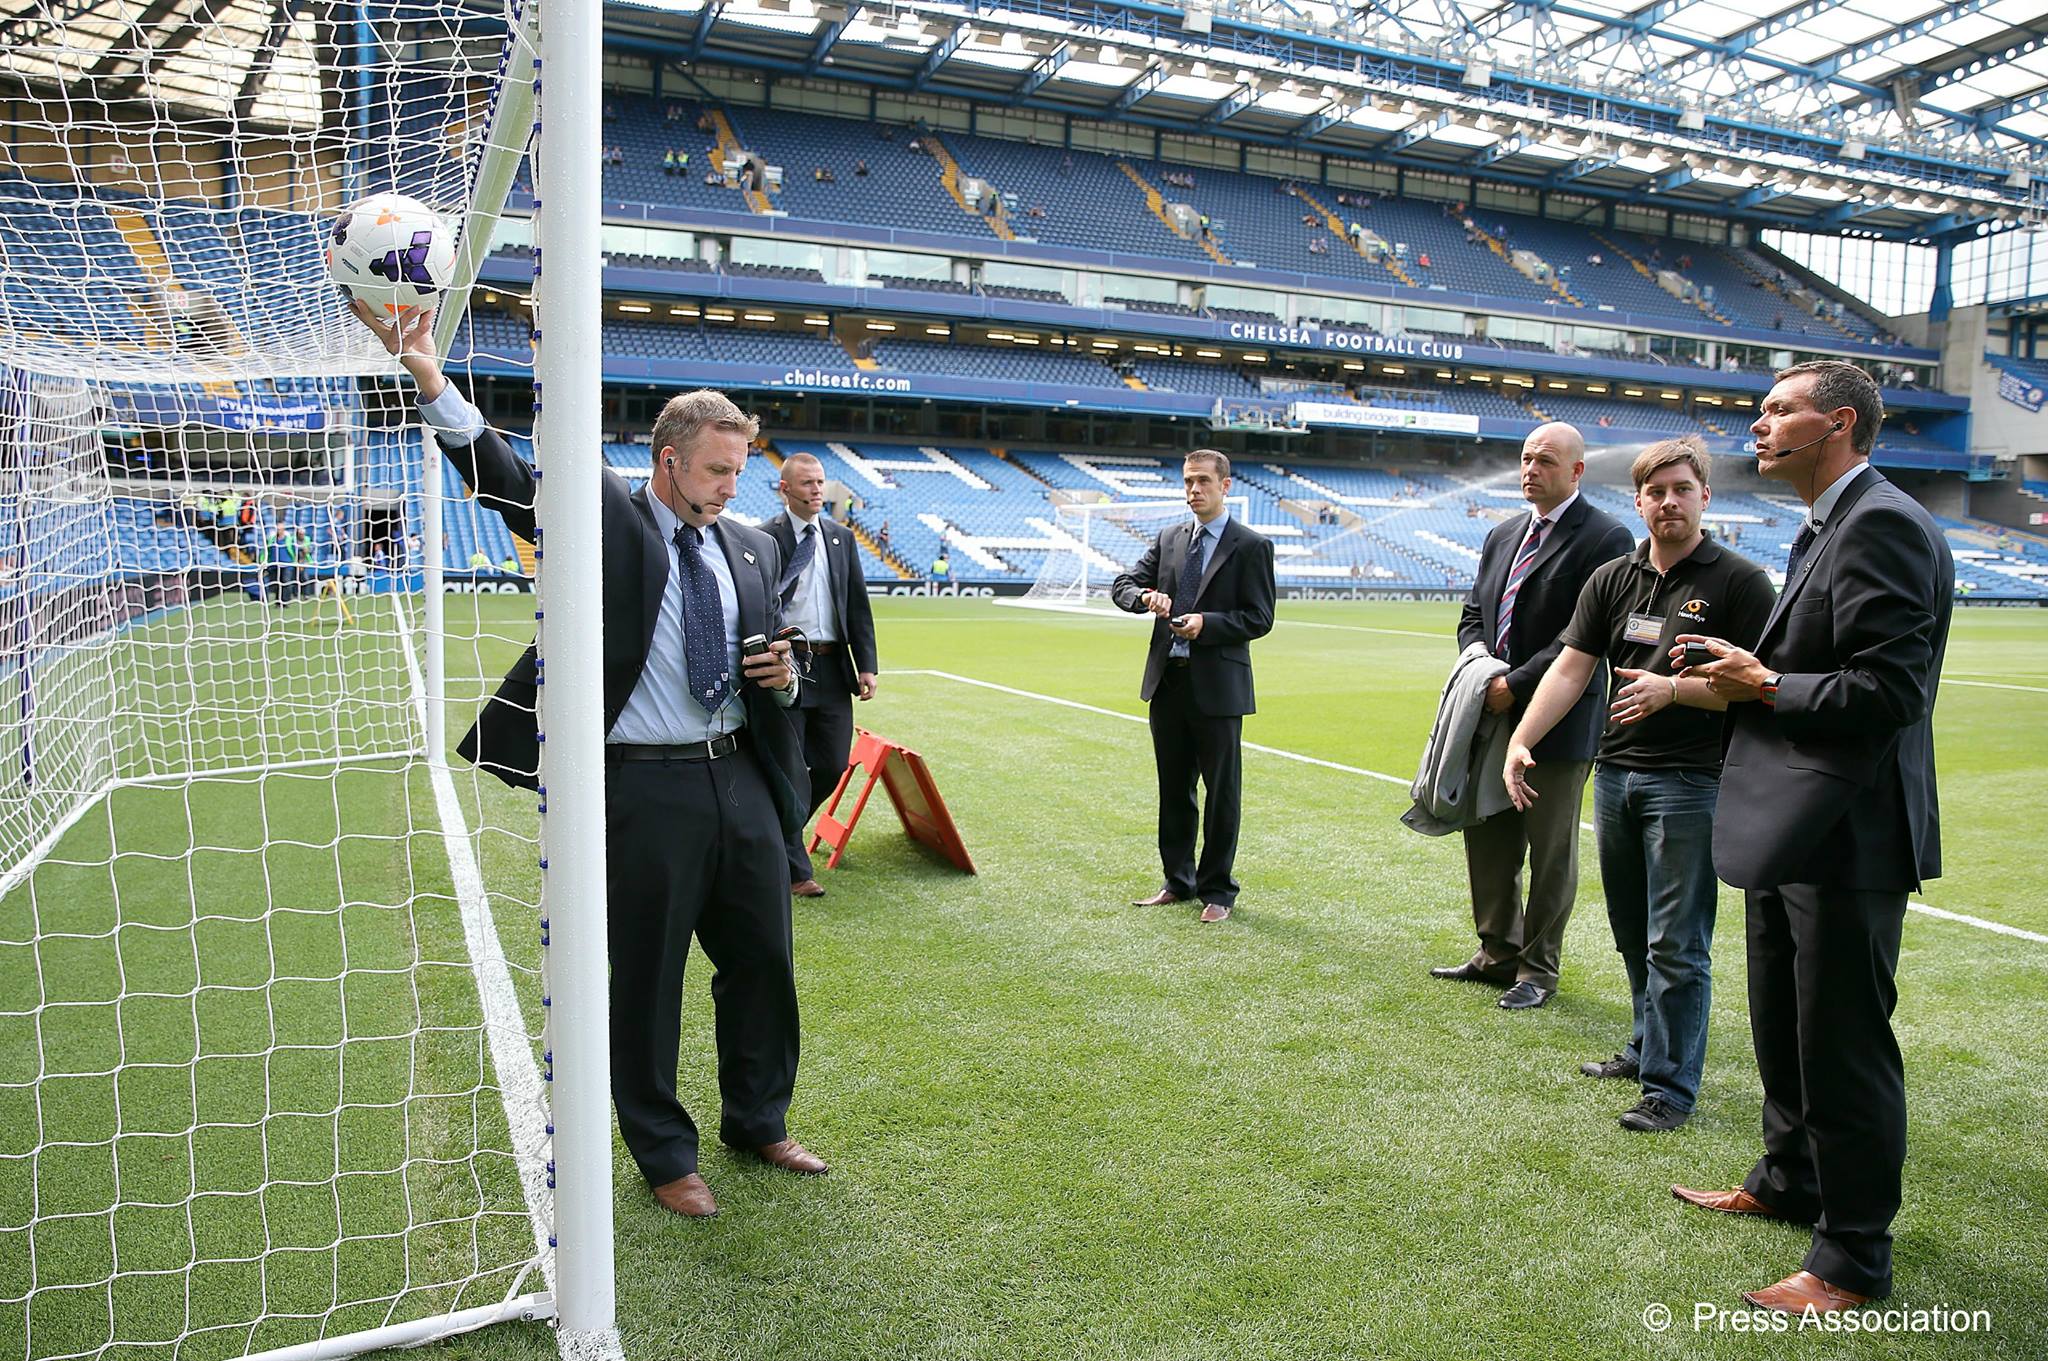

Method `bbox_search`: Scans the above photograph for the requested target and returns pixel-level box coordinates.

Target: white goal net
[0,3,607,1360]
[1021,497,1250,607]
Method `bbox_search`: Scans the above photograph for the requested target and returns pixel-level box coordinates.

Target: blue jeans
[1593,765,1720,1113]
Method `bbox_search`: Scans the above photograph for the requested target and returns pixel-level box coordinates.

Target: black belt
[790,640,841,655]
[607,732,743,762]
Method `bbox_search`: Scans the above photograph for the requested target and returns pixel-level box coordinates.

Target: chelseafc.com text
[781,369,911,392]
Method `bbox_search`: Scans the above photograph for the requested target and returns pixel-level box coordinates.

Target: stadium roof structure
[607,0,2048,240]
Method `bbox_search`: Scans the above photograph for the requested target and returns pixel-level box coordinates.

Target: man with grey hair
[1435,422,1633,1009]
[352,302,824,1223]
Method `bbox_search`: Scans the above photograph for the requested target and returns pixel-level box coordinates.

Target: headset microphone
[663,454,707,518]
[1751,421,1844,459]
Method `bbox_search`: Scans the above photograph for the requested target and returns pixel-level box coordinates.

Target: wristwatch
[1760,673,1783,707]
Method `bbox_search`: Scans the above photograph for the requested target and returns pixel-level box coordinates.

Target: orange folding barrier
[808,728,976,874]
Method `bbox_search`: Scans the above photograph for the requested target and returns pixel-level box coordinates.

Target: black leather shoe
[1429,960,1515,986]
[1580,1052,1640,1080]
[1497,980,1554,1010]
[1619,1096,1689,1131]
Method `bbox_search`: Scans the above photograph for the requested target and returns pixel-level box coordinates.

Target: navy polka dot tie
[673,525,730,716]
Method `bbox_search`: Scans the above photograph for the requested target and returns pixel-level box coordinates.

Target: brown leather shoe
[1671,1185,1787,1219]
[753,1138,829,1175]
[1132,889,1186,906]
[791,879,826,899]
[651,1173,717,1218]
[1742,1271,1871,1314]
[1199,903,1232,923]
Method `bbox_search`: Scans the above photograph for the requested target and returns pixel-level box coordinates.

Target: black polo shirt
[1559,532,1775,771]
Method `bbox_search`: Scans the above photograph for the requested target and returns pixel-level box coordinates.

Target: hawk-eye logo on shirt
[1679,597,1710,623]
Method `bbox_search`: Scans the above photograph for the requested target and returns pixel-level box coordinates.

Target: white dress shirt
[782,511,838,644]
[610,489,750,744]
[1805,463,1870,532]
[1171,510,1230,659]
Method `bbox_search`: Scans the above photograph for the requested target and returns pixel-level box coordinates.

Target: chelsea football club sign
[1997,370,2044,413]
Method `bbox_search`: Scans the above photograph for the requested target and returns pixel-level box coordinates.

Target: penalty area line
[891,669,2048,947]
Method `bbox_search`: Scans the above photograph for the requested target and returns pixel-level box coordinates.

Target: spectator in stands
[468,549,494,571]
[855,160,869,177]
[766,453,880,900]
[265,528,295,605]
[501,554,521,574]
[697,111,714,133]
[1677,253,1692,272]
[1432,422,1634,1010]
[352,300,819,1222]
[1060,153,1073,176]
[1649,246,1663,268]
[1587,252,1604,267]
[703,168,722,186]
[604,100,616,120]
[929,549,950,580]
[666,103,681,122]
[813,167,834,183]
[1111,450,1277,926]
[1026,205,1047,220]
[1503,435,1774,1132]
[1198,214,1213,239]
[878,521,891,552]
[664,150,678,176]
[678,150,689,173]
[1416,252,1432,270]
[1307,235,1328,256]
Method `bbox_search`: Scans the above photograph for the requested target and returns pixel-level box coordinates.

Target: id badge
[1623,612,1664,646]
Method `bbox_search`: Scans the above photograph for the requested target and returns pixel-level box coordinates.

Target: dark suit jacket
[440,427,808,836]
[1109,516,1277,716]
[1457,494,1634,764]
[763,510,878,697]
[1714,468,1953,892]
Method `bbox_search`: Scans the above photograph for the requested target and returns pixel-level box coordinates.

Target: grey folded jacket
[1402,642,1514,837]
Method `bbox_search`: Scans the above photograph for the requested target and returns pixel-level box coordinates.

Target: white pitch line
[1945,678,2048,695]
[897,669,1408,785]
[995,597,1449,641]
[892,668,2045,946]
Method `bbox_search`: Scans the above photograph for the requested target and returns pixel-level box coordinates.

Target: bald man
[1433,423,1633,1009]
[765,453,878,897]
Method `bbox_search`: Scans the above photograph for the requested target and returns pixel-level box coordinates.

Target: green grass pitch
[4,594,2045,1361]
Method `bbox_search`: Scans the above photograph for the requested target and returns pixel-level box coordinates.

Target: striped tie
[1493,516,1548,655]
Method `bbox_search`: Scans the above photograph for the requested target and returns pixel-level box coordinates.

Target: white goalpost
[1020,497,1251,608]
[0,3,615,1360]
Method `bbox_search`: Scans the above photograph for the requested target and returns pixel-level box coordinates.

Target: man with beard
[1502,436,1773,1130]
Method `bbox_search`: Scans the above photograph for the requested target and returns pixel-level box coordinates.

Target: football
[325,192,457,314]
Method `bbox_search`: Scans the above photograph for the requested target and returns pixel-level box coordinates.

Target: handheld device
[1681,641,1716,671]
[741,633,770,657]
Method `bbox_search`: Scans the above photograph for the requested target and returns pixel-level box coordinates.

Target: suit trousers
[784,683,855,881]
[1148,663,1244,907]
[605,741,800,1187]
[1741,882,1907,1300]
[1460,758,1590,988]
